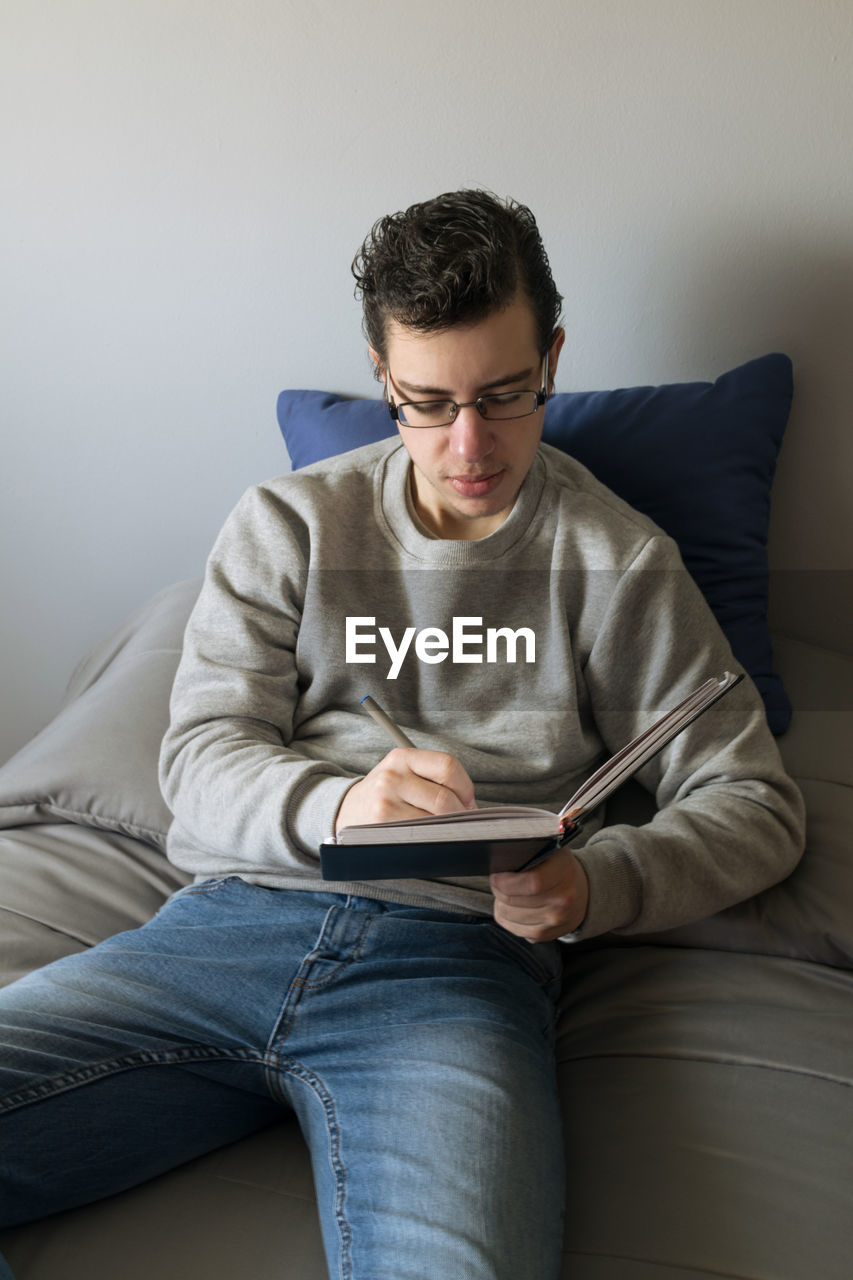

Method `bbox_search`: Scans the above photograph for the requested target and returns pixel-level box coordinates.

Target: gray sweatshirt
[159,439,805,939]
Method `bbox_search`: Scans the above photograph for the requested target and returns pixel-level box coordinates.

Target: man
[0,191,804,1280]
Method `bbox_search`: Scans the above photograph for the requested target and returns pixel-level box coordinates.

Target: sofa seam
[0,803,168,846]
[562,1245,757,1279]
[0,903,96,948]
[558,1050,853,1088]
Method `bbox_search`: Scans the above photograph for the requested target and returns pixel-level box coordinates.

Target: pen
[361,695,415,749]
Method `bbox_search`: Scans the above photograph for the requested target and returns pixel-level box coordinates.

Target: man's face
[373,295,564,541]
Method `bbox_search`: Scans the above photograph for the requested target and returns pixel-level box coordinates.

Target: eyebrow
[393,365,537,398]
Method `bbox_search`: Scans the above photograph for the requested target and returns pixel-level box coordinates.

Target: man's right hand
[335,748,476,834]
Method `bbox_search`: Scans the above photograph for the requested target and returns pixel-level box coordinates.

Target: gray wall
[2,0,852,764]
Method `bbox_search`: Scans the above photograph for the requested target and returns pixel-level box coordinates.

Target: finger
[492,854,589,939]
[493,888,583,938]
[492,900,569,944]
[375,748,474,815]
[402,749,476,811]
[393,763,474,817]
[490,854,566,902]
[338,749,476,829]
[494,899,557,927]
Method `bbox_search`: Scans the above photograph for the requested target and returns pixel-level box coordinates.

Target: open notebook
[320,671,743,881]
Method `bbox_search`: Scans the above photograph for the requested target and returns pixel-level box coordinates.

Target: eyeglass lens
[398,391,540,427]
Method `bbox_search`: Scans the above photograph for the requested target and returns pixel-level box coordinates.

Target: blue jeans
[0,878,565,1279]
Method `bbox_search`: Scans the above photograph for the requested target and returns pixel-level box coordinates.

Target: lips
[448,471,505,498]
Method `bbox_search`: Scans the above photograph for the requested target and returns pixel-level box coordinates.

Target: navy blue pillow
[277,354,793,732]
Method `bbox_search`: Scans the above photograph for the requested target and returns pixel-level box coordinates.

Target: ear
[369,347,393,401]
[546,328,566,393]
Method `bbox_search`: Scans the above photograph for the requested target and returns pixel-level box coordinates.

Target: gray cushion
[0,824,189,988]
[0,579,200,848]
[557,945,853,1280]
[615,631,853,967]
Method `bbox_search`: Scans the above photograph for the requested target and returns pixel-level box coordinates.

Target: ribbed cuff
[570,836,643,939]
[286,772,361,859]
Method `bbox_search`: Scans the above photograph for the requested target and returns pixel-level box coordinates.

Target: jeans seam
[0,1044,265,1114]
[270,1053,352,1280]
[296,909,375,992]
[266,907,377,1050]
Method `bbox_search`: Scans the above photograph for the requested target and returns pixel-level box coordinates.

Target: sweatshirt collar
[376,441,547,564]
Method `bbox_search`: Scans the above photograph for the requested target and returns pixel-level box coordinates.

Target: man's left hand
[490,848,589,942]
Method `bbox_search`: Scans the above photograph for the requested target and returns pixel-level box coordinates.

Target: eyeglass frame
[384,352,551,428]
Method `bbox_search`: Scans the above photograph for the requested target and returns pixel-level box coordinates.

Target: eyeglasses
[385,354,550,429]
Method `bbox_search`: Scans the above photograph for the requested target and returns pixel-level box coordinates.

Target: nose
[447,404,495,462]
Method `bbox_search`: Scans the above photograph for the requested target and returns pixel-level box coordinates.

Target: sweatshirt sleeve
[158,485,357,879]
[569,534,806,940]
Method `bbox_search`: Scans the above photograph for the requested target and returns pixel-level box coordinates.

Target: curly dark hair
[352,189,563,371]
